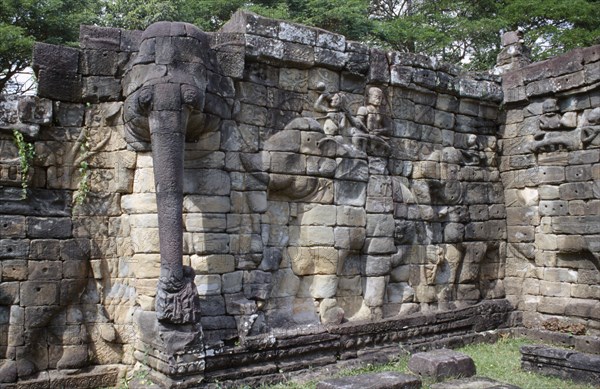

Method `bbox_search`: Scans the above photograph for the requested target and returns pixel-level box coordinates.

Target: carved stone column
[122,21,210,387]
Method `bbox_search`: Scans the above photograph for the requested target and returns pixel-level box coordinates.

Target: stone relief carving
[581,107,600,148]
[254,81,499,325]
[528,102,600,153]
[122,22,211,325]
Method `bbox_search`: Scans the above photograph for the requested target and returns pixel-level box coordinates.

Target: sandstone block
[363,276,386,307]
[334,227,366,250]
[366,214,395,237]
[337,276,362,296]
[27,217,71,239]
[316,372,421,389]
[363,237,396,254]
[195,274,222,296]
[408,349,475,381]
[222,271,243,294]
[191,254,235,274]
[121,194,157,214]
[337,206,367,227]
[335,181,367,206]
[363,255,392,276]
[387,282,415,303]
[559,182,593,200]
[20,281,59,306]
[298,275,338,299]
[289,246,338,276]
[1,260,27,282]
[299,204,336,226]
[184,213,227,232]
[193,233,230,254]
[28,261,62,280]
[298,226,335,247]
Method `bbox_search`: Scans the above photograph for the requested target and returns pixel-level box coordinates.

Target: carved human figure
[314,91,348,136]
[352,87,392,154]
[356,87,391,137]
[581,107,600,148]
[314,83,356,138]
[462,134,484,166]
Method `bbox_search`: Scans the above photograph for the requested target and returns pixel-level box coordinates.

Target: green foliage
[499,0,600,61]
[180,0,247,32]
[0,0,99,92]
[247,0,373,41]
[373,0,600,70]
[12,130,35,199]
[1,0,598,91]
[99,0,184,30]
[457,336,598,389]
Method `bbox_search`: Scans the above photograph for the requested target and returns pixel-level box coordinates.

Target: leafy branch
[12,129,35,199]
[72,128,110,206]
[74,133,91,206]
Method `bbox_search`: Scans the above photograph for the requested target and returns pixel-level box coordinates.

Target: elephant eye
[138,88,152,112]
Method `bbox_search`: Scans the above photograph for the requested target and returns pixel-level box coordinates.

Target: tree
[0,0,100,93]
[371,0,600,70]
[246,0,373,41]
[100,0,187,30]
[500,0,600,60]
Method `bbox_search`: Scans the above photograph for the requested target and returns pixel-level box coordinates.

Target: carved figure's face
[331,93,341,108]
[368,88,383,106]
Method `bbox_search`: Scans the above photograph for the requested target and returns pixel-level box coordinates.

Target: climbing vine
[12,130,35,199]
[74,131,91,206]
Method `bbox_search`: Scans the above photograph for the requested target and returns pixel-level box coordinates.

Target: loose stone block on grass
[521,344,600,385]
[316,372,421,389]
[408,349,476,381]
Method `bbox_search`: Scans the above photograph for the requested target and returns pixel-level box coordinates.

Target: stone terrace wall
[200,11,507,344]
[0,10,511,383]
[500,44,600,334]
[0,27,142,381]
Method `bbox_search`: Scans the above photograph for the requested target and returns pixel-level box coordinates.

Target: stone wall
[0,9,597,386]
[0,27,140,382]
[500,44,600,333]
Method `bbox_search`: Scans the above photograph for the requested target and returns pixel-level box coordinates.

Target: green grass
[456,336,598,389]
[259,336,599,389]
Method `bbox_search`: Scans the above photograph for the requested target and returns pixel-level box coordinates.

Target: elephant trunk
[149,100,198,325]
[150,110,186,281]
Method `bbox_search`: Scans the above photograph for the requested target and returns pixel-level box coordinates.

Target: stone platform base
[430,376,520,389]
[521,344,600,385]
[0,365,121,389]
[203,300,514,386]
[316,372,421,389]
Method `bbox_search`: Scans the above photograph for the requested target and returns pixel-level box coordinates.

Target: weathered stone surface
[430,377,520,389]
[7,13,600,387]
[316,372,421,389]
[521,345,600,385]
[408,349,476,381]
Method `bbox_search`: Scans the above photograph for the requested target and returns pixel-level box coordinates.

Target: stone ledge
[521,344,600,385]
[316,372,421,389]
[0,365,121,389]
[430,376,520,389]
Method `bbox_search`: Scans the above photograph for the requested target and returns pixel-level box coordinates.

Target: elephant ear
[122,87,152,151]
